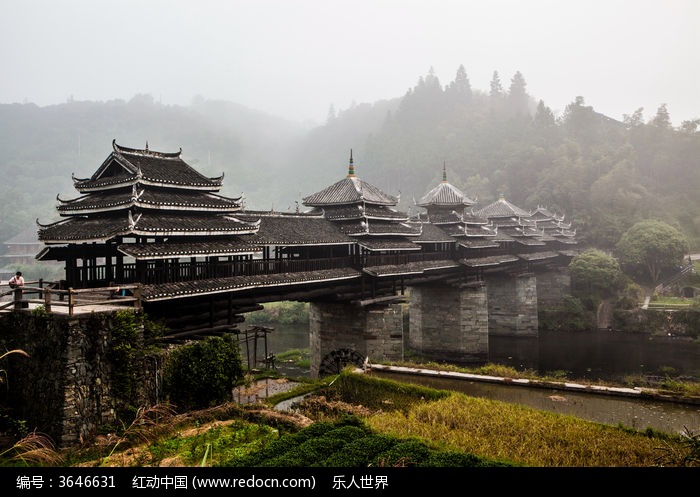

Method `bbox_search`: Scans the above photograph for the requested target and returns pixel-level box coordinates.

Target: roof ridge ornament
[128,210,142,229]
[347,149,356,177]
[442,161,447,183]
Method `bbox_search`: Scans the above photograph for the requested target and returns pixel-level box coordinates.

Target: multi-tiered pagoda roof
[37,140,261,263]
[414,165,498,249]
[302,151,422,252]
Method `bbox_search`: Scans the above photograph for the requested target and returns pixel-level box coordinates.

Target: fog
[1,0,698,126]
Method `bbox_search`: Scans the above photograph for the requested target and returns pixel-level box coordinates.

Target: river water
[259,323,700,384]
[253,321,700,435]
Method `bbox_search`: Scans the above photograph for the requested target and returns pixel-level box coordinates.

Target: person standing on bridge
[8,271,24,289]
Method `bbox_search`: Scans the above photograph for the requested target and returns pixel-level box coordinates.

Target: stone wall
[536,267,571,305]
[486,273,538,337]
[0,310,157,448]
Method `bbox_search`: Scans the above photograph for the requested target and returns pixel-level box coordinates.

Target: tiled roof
[458,239,500,249]
[303,176,397,206]
[363,259,459,277]
[118,239,261,260]
[530,206,565,222]
[473,196,531,219]
[38,211,259,243]
[462,211,491,224]
[240,212,353,246]
[340,220,422,237]
[417,181,475,207]
[38,216,130,243]
[465,225,498,237]
[141,267,361,301]
[516,251,561,261]
[438,224,466,236]
[425,210,464,224]
[412,223,457,243]
[73,140,223,192]
[57,189,243,215]
[357,239,422,251]
[513,236,546,246]
[558,250,580,257]
[459,255,520,267]
[322,204,408,221]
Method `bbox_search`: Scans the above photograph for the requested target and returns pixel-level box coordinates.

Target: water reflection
[254,322,700,435]
[258,323,700,383]
[489,330,700,383]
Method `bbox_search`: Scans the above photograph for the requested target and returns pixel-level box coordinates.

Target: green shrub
[266,437,347,467]
[322,434,395,467]
[374,439,431,467]
[162,335,244,411]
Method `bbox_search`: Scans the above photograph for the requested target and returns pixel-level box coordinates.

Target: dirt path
[231,377,302,404]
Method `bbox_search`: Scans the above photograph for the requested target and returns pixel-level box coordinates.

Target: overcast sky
[1,0,698,127]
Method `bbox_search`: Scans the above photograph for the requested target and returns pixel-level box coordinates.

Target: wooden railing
[69,253,456,287]
[0,281,142,316]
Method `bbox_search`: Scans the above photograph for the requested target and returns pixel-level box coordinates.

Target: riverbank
[365,363,700,406]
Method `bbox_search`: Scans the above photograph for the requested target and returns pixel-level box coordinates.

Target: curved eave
[76,177,222,193]
[59,202,243,215]
[40,233,126,244]
[141,269,362,302]
[117,246,262,261]
[274,241,354,248]
[416,200,472,208]
[305,199,396,208]
[129,227,259,237]
[327,214,409,222]
[350,232,422,238]
[75,177,138,193]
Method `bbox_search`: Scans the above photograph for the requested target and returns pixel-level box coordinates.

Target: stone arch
[318,348,366,376]
[681,286,697,298]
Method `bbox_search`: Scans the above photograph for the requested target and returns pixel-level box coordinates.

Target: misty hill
[1,67,700,257]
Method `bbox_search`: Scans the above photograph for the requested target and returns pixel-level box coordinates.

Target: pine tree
[489,70,503,98]
[651,103,671,128]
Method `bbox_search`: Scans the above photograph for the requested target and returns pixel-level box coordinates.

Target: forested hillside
[1,66,699,258]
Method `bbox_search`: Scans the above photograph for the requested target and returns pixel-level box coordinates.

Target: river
[253,321,700,435]
[259,322,700,384]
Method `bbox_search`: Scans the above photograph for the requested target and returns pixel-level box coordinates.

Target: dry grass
[365,393,693,467]
[1,431,63,467]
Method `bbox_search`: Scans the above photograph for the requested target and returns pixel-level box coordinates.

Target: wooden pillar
[116,253,124,283]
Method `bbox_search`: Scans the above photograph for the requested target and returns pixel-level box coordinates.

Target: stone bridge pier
[485,273,538,336]
[308,270,562,377]
[407,282,489,363]
[309,301,404,378]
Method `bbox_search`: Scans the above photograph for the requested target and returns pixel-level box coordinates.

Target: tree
[569,248,625,298]
[163,335,244,411]
[326,104,337,123]
[533,100,555,128]
[622,107,644,128]
[489,70,503,98]
[679,119,700,134]
[615,219,689,285]
[446,64,472,102]
[508,71,529,115]
[651,103,671,129]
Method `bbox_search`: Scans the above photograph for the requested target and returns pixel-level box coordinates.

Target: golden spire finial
[347,149,356,177]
